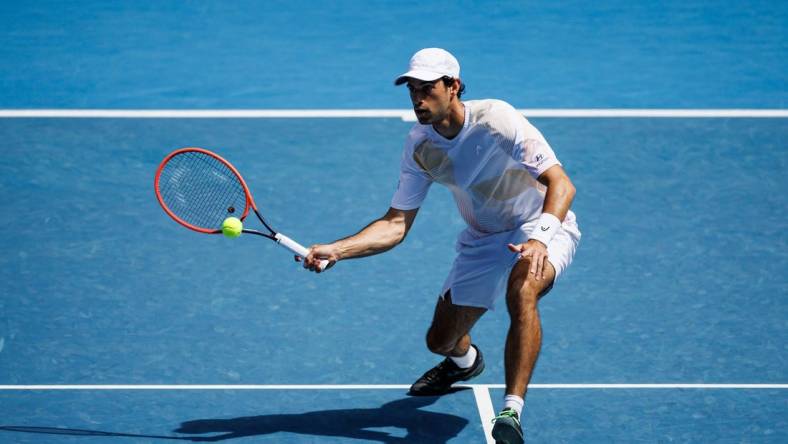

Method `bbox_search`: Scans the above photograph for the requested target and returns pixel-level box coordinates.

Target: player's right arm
[301,207,419,272]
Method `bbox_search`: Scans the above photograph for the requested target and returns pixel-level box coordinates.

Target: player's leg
[425,291,486,357]
[504,258,555,397]
[409,291,487,395]
[492,258,555,444]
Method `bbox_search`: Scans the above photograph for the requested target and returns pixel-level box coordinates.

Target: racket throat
[252,208,276,234]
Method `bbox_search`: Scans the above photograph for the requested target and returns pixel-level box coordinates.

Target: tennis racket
[154,147,327,270]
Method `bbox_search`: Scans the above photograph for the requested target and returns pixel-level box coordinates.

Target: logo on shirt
[534,153,545,164]
[540,225,550,231]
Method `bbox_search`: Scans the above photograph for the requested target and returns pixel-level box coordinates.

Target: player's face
[406,78,452,124]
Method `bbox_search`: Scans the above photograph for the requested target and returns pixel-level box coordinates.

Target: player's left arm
[508,165,576,280]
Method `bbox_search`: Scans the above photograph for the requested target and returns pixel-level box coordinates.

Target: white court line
[4,383,784,443]
[0,383,786,390]
[0,109,411,119]
[0,109,787,121]
[472,386,497,444]
[520,109,788,118]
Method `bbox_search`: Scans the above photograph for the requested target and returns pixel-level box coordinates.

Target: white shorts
[440,214,581,310]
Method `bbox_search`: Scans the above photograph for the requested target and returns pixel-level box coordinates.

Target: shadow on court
[0,393,470,443]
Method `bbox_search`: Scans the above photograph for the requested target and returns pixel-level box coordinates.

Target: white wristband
[528,213,561,247]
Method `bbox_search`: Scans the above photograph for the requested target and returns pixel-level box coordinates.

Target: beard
[414,108,430,123]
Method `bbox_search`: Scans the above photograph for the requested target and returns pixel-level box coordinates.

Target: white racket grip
[274,233,328,271]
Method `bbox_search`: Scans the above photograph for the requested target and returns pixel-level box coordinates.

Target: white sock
[504,394,524,417]
[449,345,477,369]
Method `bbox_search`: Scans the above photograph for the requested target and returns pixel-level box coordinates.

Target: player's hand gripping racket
[154,147,328,270]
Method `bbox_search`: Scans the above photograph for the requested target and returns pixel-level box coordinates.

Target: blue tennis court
[1,1,786,443]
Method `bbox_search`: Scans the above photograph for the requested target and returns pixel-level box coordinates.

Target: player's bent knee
[507,275,541,303]
[507,259,554,300]
[506,264,545,316]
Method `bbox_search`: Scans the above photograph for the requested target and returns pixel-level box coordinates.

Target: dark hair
[441,76,466,99]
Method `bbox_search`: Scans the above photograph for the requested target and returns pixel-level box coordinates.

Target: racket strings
[158,151,248,230]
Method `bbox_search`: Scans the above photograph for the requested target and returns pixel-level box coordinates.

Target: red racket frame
[154,147,327,270]
[154,147,257,234]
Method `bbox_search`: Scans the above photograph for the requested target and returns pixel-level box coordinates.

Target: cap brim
[394,70,444,85]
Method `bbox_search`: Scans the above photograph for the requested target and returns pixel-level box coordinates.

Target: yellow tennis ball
[221,217,243,238]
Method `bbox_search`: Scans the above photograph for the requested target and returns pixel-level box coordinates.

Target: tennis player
[302,48,580,444]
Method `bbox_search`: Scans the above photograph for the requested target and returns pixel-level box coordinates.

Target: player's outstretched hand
[296,243,339,273]
[508,240,549,281]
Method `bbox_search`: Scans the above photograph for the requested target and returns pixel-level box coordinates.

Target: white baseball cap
[394,48,460,85]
